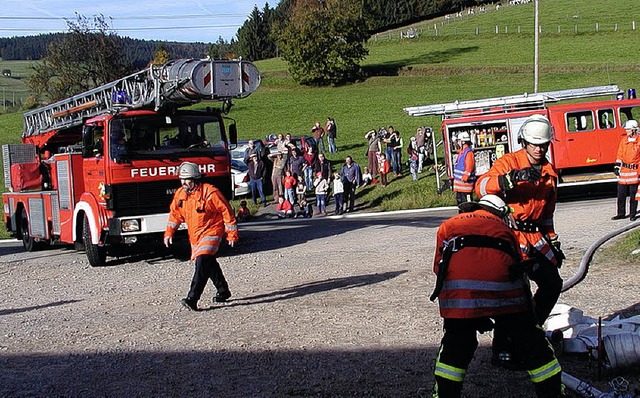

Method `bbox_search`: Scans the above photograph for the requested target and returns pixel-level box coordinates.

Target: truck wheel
[83,216,107,267]
[21,208,41,252]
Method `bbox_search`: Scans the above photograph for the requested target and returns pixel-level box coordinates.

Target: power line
[0,14,248,21]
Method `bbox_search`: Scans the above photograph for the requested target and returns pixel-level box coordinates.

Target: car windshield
[231,159,248,171]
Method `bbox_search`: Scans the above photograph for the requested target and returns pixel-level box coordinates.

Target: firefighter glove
[508,258,538,281]
[547,235,566,267]
[614,164,621,176]
[510,167,541,184]
[498,173,514,191]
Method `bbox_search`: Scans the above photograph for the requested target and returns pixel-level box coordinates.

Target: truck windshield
[109,113,227,160]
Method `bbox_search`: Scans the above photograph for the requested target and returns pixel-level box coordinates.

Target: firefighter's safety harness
[430,234,521,302]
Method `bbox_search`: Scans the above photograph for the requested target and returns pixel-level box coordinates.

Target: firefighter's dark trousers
[187,254,230,302]
[529,262,563,325]
[433,313,562,398]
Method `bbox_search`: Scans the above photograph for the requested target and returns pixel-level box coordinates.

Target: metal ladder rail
[23,68,153,138]
[404,85,622,117]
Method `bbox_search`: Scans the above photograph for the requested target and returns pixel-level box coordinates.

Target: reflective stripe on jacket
[615,138,640,185]
[474,148,559,264]
[433,209,528,318]
[165,182,238,260]
[453,146,476,193]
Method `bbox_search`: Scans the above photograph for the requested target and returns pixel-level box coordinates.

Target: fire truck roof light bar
[403,85,622,117]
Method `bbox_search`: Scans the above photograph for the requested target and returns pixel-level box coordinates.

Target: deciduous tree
[26,14,133,102]
[275,0,369,86]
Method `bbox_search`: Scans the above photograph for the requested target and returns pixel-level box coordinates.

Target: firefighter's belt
[514,220,540,232]
[430,235,519,301]
[621,162,638,170]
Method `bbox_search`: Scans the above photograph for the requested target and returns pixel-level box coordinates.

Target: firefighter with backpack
[430,195,563,398]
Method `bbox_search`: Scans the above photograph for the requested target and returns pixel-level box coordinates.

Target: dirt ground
[0,198,639,397]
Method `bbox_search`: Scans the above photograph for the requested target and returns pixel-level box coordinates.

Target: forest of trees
[0,34,210,69]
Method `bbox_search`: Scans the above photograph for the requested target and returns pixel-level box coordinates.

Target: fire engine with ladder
[404,85,640,191]
[2,58,261,266]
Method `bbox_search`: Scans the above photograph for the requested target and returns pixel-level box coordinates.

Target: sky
[0,0,279,43]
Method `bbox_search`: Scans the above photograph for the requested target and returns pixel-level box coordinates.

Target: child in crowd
[313,171,329,215]
[283,169,297,205]
[408,136,419,181]
[362,167,373,186]
[236,200,250,222]
[332,172,344,215]
[294,199,313,218]
[378,152,390,187]
[296,175,307,206]
[275,196,294,219]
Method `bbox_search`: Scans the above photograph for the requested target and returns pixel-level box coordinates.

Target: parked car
[230,158,250,199]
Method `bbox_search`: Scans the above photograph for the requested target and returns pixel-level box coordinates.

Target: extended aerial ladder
[22,59,261,142]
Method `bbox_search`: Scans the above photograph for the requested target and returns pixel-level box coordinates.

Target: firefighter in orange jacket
[612,119,640,221]
[452,132,476,205]
[164,162,239,311]
[430,195,562,398]
[475,115,564,328]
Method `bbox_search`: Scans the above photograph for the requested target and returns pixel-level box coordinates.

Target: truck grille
[109,176,231,216]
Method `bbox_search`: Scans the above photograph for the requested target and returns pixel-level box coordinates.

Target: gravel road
[0,197,638,397]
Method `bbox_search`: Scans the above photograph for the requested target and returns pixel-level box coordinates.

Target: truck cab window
[566,111,594,132]
[110,122,127,159]
[597,109,615,129]
[619,106,640,127]
[82,125,105,158]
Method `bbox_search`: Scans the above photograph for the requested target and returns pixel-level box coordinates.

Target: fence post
[633,21,636,31]
[476,26,479,35]
[496,25,499,34]
[615,23,618,32]
[558,25,561,33]
[574,25,578,34]
[595,22,599,32]
[518,25,521,34]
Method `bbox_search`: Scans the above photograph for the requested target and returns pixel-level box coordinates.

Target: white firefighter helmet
[178,162,202,180]
[457,132,471,142]
[478,195,510,216]
[458,194,510,218]
[518,114,553,145]
[623,119,639,130]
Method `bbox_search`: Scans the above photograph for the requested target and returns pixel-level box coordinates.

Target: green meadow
[1,0,639,218]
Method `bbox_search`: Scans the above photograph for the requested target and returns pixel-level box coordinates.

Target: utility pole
[534,0,539,93]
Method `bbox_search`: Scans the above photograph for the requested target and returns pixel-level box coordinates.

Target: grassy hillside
[0,59,35,109]
[1,0,638,222]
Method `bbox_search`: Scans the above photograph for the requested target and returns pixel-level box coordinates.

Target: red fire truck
[404,85,640,190]
[2,59,261,266]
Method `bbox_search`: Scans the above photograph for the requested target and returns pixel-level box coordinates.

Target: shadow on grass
[363,46,480,77]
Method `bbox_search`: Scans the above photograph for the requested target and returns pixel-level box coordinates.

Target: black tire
[83,215,107,267]
[20,208,40,252]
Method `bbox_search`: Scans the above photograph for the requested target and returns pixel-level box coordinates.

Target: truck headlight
[121,219,140,232]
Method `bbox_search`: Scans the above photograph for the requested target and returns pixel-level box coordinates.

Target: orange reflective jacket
[615,138,640,185]
[474,149,559,264]
[433,209,528,319]
[165,182,238,260]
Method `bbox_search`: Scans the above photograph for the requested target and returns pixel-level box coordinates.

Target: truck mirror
[228,124,237,145]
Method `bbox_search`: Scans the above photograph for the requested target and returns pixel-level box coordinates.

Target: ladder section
[404,85,622,117]
[23,59,261,139]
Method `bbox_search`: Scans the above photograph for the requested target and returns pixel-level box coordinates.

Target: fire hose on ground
[560,221,640,397]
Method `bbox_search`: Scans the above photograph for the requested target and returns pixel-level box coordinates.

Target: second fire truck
[2,58,261,266]
[404,85,640,191]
